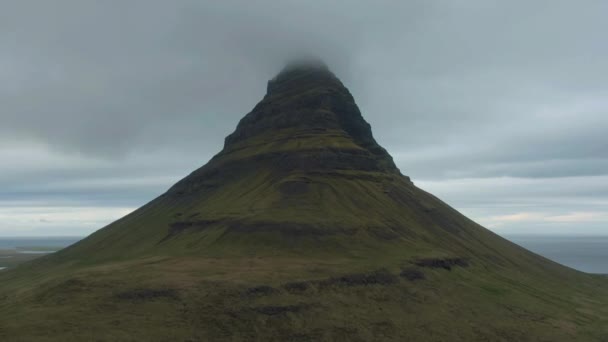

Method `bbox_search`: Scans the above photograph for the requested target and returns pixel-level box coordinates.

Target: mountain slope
[0,62,606,341]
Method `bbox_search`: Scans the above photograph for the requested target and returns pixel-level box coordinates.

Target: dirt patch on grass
[318,269,399,288]
[283,281,313,293]
[399,267,426,281]
[414,257,469,270]
[252,304,309,315]
[280,269,400,293]
[228,221,357,237]
[114,288,179,301]
[242,285,279,297]
[279,178,311,196]
[164,219,221,239]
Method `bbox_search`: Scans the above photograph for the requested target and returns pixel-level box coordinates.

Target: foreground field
[1,249,607,341]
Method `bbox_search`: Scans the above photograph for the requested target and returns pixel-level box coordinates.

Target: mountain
[1,61,606,341]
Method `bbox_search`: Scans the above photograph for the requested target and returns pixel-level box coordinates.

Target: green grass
[0,249,52,269]
[0,251,606,341]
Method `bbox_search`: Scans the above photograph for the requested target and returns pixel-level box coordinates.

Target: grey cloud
[0,1,607,235]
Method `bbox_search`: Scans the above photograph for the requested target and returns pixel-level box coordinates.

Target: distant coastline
[0,235,606,274]
[0,237,83,270]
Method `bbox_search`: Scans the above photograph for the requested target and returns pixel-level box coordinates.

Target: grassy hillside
[1,244,606,341]
[0,63,606,341]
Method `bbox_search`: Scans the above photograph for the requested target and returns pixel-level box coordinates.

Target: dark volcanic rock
[252,304,308,316]
[167,60,402,199]
[282,281,313,293]
[223,62,399,171]
[399,267,426,281]
[115,288,178,301]
[242,285,279,297]
[318,269,399,288]
[414,257,470,271]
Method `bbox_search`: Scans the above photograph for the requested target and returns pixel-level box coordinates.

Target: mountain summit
[220,59,399,175]
[1,62,606,341]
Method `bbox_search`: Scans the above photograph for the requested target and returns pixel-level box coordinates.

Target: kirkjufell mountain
[1,62,606,341]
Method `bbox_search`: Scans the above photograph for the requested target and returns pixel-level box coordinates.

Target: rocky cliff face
[225,61,398,171]
[168,61,401,196]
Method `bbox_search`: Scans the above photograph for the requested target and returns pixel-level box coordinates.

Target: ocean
[506,235,608,274]
[0,235,606,274]
[0,236,82,250]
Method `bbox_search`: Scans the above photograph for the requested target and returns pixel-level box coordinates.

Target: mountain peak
[278,57,330,75]
[219,62,400,176]
[266,58,339,97]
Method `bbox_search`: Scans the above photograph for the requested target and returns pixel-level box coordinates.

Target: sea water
[0,237,81,250]
[506,235,608,274]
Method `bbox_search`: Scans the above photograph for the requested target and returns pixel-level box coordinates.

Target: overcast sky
[1,1,607,237]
